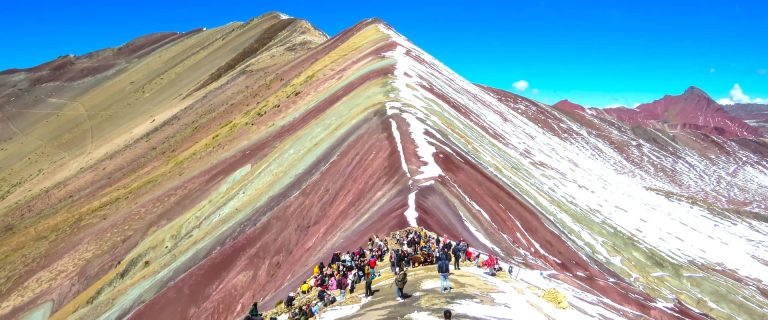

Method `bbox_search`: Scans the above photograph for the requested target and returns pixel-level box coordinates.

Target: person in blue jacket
[437,255,451,292]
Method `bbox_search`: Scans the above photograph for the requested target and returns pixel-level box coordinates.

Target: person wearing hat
[285,292,296,308]
[395,267,408,301]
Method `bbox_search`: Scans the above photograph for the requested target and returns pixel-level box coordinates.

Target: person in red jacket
[369,256,377,274]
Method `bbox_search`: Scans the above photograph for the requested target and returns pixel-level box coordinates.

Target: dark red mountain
[560,87,763,138]
[552,99,587,113]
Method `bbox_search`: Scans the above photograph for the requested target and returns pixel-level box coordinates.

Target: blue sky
[1,0,765,107]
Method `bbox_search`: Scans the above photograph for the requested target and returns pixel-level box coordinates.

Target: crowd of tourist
[244,227,508,320]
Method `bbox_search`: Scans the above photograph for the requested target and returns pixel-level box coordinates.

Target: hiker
[356,262,365,284]
[285,292,296,308]
[300,281,310,295]
[395,268,408,301]
[245,302,262,320]
[369,255,377,274]
[443,241,453,267]
[443,236,452,251]
[365,268,376,297]
[317,287,327,302]
[451,243,461,270]
[348,271,356,294]
[339,273,348,300]
[483,256,497,276]
[437,253,451,293]
[508,265,514,278]
[390,248,397,273]
[311,302,320,317]
[444,310,453,320]
[328,274,337,291]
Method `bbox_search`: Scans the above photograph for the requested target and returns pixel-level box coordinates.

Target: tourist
[285,292,296,308]
[311,302,320,317]
[245,302,262,320]
[365,268,376,297]
[395,267,408,301]
[339,273,348,300]
[451,243,461,270]
[437,254,451,293]
[390,248,397,273]
[328,273,337,291]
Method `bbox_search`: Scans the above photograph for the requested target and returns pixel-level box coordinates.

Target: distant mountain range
[553,86,767,138]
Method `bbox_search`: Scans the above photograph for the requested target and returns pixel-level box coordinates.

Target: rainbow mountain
[1,12,767,320]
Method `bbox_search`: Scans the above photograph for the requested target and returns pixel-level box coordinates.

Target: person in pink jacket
[328,275,337,291]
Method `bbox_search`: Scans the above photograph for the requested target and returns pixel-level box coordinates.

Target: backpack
[396,272,407,288]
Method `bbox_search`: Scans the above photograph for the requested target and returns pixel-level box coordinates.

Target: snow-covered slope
[373,23,768,319]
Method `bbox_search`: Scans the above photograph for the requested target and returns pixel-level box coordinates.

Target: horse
[409,254,424,267]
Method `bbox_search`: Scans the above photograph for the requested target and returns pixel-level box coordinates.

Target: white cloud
[758,69,767,75]
[587,103,626,109]
[532,88,540,95]
[718,83,767,105]
[512,80,529,92]
[709,68,716,73]
[730,84,750,103]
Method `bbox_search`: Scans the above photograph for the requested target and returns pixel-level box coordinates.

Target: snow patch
[420,279,441,290]
[405,311,441,320]
[316,304,361,320]
[405,190,418,227]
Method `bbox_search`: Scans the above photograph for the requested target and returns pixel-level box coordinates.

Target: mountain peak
[247,11,292,23]
[552,99,586,112]
[682,86,711,99]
